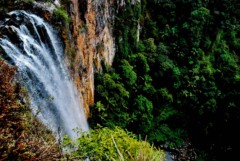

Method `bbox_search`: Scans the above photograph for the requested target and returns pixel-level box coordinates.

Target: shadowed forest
[91,0,240,160]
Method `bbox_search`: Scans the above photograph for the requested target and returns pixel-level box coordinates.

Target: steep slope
[66,0,115,117]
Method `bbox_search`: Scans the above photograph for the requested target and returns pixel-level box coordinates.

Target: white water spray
[0,10,89,139]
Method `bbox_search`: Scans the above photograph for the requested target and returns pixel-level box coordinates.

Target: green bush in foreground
[63,127,166,161]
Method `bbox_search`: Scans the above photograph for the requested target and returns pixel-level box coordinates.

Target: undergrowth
[63,126,166,161]
[0,59,61,160]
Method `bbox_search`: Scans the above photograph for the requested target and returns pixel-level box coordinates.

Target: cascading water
[0,10,89,139]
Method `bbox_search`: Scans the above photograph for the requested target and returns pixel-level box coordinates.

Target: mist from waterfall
[0,10,89,139]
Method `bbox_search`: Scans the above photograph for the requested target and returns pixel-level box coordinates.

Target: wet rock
[161,141,197,161]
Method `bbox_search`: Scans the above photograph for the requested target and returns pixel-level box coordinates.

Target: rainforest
[1,0,240,160]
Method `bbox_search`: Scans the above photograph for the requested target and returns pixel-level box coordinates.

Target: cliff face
[66,0,116,117]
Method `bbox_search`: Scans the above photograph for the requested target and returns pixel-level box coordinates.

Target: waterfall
[0,10,89,139]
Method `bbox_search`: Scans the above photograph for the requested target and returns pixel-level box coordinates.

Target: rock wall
[66,0,116,117]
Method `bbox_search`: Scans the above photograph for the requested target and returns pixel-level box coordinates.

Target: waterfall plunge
[0,10,89,139]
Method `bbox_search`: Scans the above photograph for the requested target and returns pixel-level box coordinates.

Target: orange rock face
[66,0,115,117]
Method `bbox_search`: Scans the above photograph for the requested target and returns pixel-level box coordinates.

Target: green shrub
[53,7,70,25]
[63,127,166,161]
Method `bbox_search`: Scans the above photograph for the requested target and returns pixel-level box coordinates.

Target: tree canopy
[91,0,240,160]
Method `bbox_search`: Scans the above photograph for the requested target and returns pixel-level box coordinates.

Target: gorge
[1,0,240,160]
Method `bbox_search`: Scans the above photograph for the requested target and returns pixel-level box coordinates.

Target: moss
[53,7,70,25]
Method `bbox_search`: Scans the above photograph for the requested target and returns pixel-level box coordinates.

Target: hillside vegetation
[0,58,165,160]
[91,0,240,160]
[0,59,61,160]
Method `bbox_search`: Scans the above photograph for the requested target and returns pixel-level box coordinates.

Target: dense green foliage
[91,0,240,160]
[63,127,165,161]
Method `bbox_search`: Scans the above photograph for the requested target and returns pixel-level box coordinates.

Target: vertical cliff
[64,0,142,117]
[64,0,116,117]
